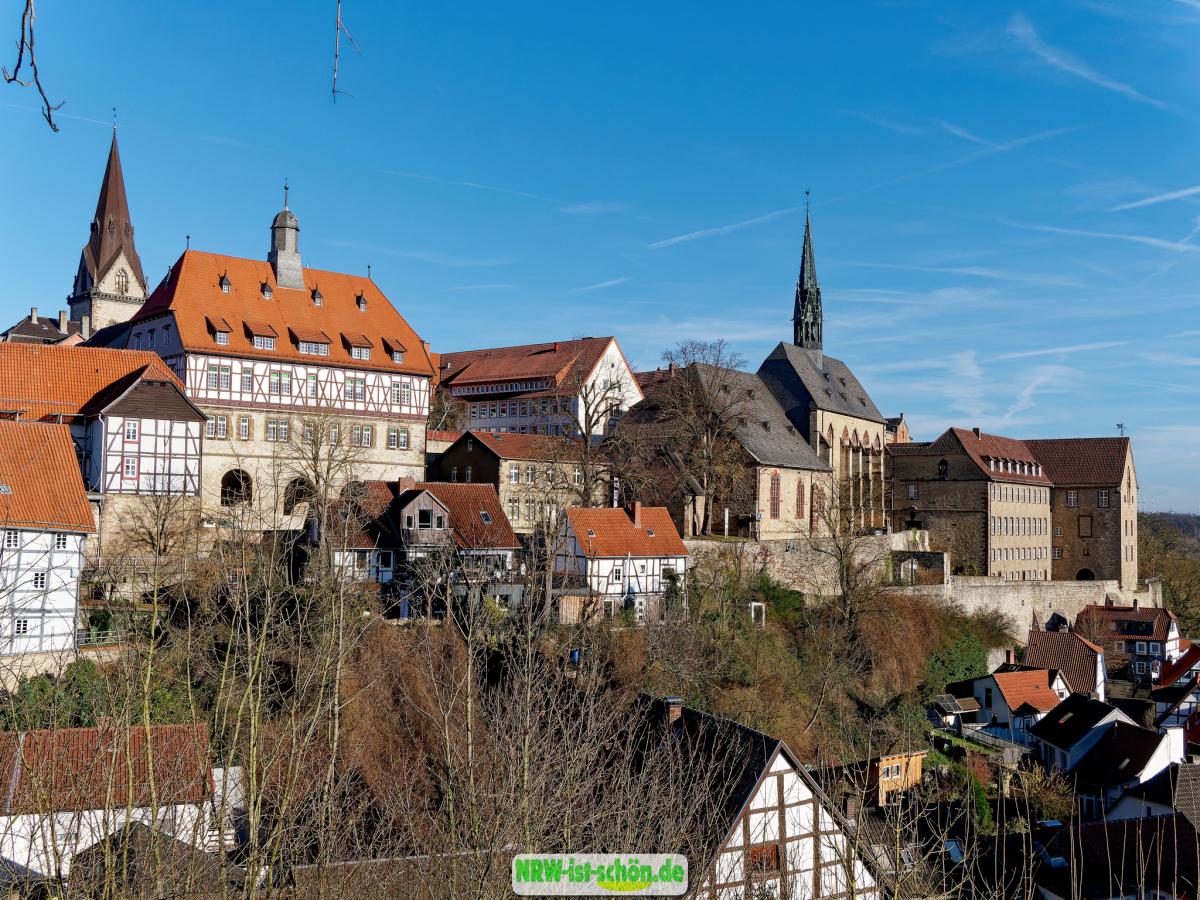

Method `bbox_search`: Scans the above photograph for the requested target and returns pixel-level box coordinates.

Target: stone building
[888,427,1052,579]
[1025,437,1138,588]
[756,212,887,532]
[435,336,643,439]
[67,133,147,331]
[111,194,435,525]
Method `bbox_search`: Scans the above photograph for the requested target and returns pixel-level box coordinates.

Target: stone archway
[220,469,252,507]
[1076,568,1096,581]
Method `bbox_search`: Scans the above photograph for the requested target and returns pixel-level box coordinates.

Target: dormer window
[215,331,229,346]
[311,287,323,305]
[253,335,275,351]
[350,346,371,361]
[260,282,273,299]
[647,528,655,537]
[586,529,595,537]
[219,273,231,293]
[392,351,405,364]
[356,292,367,311]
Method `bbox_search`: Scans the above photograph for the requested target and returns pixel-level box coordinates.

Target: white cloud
[936,120,994,146]
[557,201,632,215]
[1109,185,1200,212]
[648,206,803,250]
[569,277,632,293]
[854,261,1084,288]
[1006,12,1171,111]
[1000,220,1200,254]
[989,341,1128,362]
[842,111,922,136]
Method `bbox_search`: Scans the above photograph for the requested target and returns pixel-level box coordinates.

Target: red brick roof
[415,482,518,550]
[0,343,184,421]
[438,337,619,391]
[1075,604,1176,642]
[927,428,1051,485]
[463,429,583,462]
[1159,644,1200,689]
[992,669,1063,714]
[0,421,95,532]
[0,723,211,814]
[1025,437,1131,488]
[567,505,687,559]
[132,250,435,378]
[426,430,463,445]
[1024,630,1103,695]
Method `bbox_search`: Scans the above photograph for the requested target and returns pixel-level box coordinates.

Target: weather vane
[1117,423,1126,436]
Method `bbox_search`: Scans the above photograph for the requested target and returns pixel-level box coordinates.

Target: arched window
[115,268,130,294]
[795,481,805,518]
[769,471,781,519]
[283,478,315,516]
[220,469,252,507]
[810,484,825,531]
[937,459,948,480]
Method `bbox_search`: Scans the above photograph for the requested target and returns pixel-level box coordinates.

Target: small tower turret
[268,180,304,289]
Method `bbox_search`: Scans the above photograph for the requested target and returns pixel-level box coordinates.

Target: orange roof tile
[992,669,1063,714]
[426,430,463,445]
[0,343,185,421]
[1159,644,1200,689]
[462,429,582,462]
[0,421,94,532]
[416,482,519,550]
[439,337,615,389]
[132,250,434,378]
[567,506,687,559]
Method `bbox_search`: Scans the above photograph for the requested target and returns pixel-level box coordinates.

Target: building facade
[114,199,434,524]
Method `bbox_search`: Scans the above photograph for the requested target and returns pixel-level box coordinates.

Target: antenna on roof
[1117,423,1126,436]
[367,263,372,279]
[185,234,190,250]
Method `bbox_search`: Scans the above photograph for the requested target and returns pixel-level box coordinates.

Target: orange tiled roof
[936,428,1051,485]
[426,430,463,444]
[1024,630,1103,695]
[438,337,615,389]
[132,250,434,378]
[416,482,519,550]
[0,421,94,532]
[1075,604,1176,642]
[567,506,687,559]
[1159,644,1200,689]
[992,669,1062,714]
[0,343,184,421]
[465,429,582,462]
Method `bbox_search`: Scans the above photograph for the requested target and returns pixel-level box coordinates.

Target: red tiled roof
[132,250,434,378]
[0,723,211,814]
[1160,644,1200,689]
[992,669,1062,713]
[415,482,518,550]
[426,430,463,445]
[927,428,1051,485]
[567,506,687,559]
[0,343,184,421]
[462,430,582,462]
[1024,630,1103,695]
[0,421,95,532]
[1025,437,1131,488]
[438,337,615,389]
[1075,604,1176,643]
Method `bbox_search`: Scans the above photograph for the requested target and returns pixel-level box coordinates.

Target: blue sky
[2,1,1198,510]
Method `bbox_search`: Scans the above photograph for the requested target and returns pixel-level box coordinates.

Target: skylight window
[219,273,231,293]
[586,529,595,537]
[311,287,323,305]
[647,529,655,537]
[480,511,492,525]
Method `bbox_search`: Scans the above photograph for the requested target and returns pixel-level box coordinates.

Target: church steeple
[268,179,304,289]
[792,204,823,353]
[68,131,148,330]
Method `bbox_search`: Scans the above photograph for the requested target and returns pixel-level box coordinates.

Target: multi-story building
[1074,603,1183,681]
[889,427,1052,579]
[1025,437,1139,588]
[433,430,603,536]
[1,308,91,346]
[436,336,643,438]
[0,421,95,675]
[67,133,148,331]
[113,196,434,523]
[0,343,204,552]
[756,213,887,531]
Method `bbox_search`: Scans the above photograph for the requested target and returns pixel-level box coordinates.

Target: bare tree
[4,0,61,131]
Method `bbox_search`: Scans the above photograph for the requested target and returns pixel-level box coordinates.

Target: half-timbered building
[115,196,436,525]
[0,422,95,676]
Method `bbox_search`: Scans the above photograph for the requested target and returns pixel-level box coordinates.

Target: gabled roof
[426,429,463,445]
[0,343,186,422]
[456,429,582,462]
[81,133,145,291]
[1119,763,1200,828]
[757,342,884,424]
[991,668,1063,714]
[131,250,434,378]
[1075,604,1176,643]
[2,312,84,344]
[1158,644,1200,689]
[1069,722,1163,788]
[1028,693,1125,749]
[0,421,95,532]
[907,428,1051,485]
[0,723,210,814]
[413,482,519,551]
[438,336,620,391]
[1025,437,1131,488]
[1024,630,1104,695]
[567,506,687,559]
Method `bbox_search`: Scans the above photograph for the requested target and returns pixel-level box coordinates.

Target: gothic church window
[115,268,130,294]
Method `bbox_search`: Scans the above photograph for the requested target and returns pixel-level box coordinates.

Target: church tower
[68,132,147,330]
[792,209,823,355]
[268,181,304,289]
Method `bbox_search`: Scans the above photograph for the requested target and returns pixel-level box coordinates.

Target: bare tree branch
[4,0,61,132]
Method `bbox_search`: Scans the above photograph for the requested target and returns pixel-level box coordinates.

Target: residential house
[0,723,240,884]
[556,504,687,622]
[821,749,929,809]
[1074,602,1183,681]
[1024,628,1107,701]
[947,667,1070,744]
[650,697,883,900]
[436,336,643,439]
[888,427,1052,579]
[0,421,95,673]
[1028,693,1135,772]
[629,365,832,540]
[884,414,910,446]
[1108,762,1200,825]
[424,429,462,480]
[0,343,205,550]
[1026,437,1138,588]
[1066,721,1185,818]
[434,430,602,536]
[104,195,434,524]
[1,308,90,346]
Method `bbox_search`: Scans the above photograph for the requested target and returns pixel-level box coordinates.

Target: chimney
[29,307,37,324]
[554,341,560,352]
[665,696,683,730]
[1005,648,1016,665]
[631,501,643,528]
[668,361,676,376]
[843,795,859,823]
[81,315,91,339]
[396,476,417,492]
[57,310,67,333]
[972,427,981,439]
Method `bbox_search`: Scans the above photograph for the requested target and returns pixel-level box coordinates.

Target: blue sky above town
[2,1,1197,510]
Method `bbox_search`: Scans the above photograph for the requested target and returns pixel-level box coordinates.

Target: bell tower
[268,180,304,289]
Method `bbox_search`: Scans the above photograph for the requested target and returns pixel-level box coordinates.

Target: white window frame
[122,457,138,480]
[253,335,276,351]
[238,417,250,440]
[214,330,229,345]
[124,420,138,442]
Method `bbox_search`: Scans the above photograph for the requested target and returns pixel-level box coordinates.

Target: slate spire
[85,130,145,292]
[792,205,822,352]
